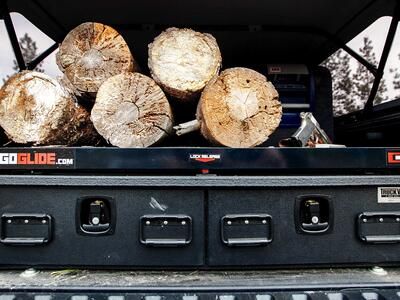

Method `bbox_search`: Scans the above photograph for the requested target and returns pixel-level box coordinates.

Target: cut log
[0,71,99,145]
[56,22,138,95]
[91,72,173,148]
[186,67,282,147]
[148,27,222,101]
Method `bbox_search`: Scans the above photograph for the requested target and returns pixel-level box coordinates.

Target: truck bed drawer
[207,188,400,266]
[0,187,205,267]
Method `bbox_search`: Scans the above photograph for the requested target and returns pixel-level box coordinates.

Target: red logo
[190,154,221,163]
[18,153,56,165]
[388,152,400,164]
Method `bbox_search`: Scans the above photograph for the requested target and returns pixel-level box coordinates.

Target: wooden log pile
[0,23,282,148]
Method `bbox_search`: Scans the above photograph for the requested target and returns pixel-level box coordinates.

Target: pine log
[56,22,138,95]
[194,67,282,147]
[91,72,173,148]
[0,71,99,145]
[148,27,222,101]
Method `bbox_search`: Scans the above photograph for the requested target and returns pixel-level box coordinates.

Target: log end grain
[197,67,282,148]
[91,72,173,148]
[0,71,98,145]
[148,27,222,101]
[57,22,138,94]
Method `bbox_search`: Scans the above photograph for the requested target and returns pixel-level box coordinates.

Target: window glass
[0,20,17,83]
[347,16,391,67]
[321,17,394,116]
[322,48,374,116]
[374,22,400,104]
[1,12,62,84]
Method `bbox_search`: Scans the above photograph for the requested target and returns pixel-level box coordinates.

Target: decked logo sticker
[378,187,400,203]
[189,154,221,163]
[0,149,75,169]
[387,151,400,164]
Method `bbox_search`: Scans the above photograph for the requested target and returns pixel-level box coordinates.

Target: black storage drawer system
[1,176,400,268]
[1,0,399,270]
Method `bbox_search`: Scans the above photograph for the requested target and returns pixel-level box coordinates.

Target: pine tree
[3,33,44,82]
[394,71,400,90]
[392,54,400,98]
[374,77,388,105]
[322,49,354,115]
[13,33,44,73]
[352,37,388,106]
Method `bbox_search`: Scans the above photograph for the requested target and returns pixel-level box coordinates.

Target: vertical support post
[364,3,400,114]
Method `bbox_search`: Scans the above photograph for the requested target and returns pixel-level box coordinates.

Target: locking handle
[82,223,110,233]
[295,195,332,234]
[76,196,115,236]
[301,222,329,231]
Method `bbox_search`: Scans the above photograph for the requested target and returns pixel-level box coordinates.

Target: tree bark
[91,72,173,148]
[148,27,222,101]
[56,22,138,96]
[0,71,99,145]
[196,67,282,147]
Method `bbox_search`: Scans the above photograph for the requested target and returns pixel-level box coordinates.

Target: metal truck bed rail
[1,268,400,298]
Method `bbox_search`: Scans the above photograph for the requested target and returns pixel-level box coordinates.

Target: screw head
[163,220,168,225]
[181,221,186,225]
[379,218,384,223]
[7,220,11,224]
[227,221,232,225]
[363,218,368,223]
[42,219,47,224]
[262,220,267,224]
[371,266,387,276]
[244,220,249,224]
[20,268,39,278]
[311,216,319,224]
[24,219,29,224]
[145,221,151,225]
[92,217,100,225]
[396,218,400,222]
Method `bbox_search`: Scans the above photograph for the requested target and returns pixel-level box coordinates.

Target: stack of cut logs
[0,22,282,148]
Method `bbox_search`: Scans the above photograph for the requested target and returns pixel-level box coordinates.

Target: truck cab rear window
[0,12,61,82]
[322,16,400,116]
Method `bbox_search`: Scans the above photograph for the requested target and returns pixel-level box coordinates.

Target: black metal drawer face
[0,188,205,267]
[208,190,281,266]
[208,188,400,267]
